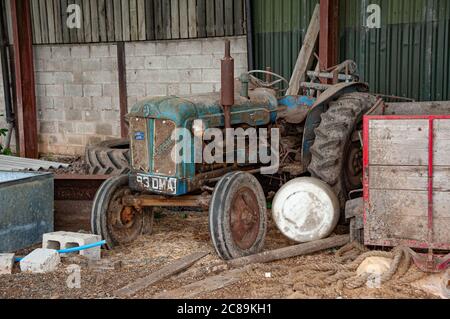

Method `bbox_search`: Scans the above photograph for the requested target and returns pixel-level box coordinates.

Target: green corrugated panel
[252,0,319,81]
[253,0,449,101]
[340,0,450,101]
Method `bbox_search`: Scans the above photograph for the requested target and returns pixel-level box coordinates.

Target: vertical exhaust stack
[221,40,234,129]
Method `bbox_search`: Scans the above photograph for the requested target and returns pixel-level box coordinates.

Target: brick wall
[0,36,248,156]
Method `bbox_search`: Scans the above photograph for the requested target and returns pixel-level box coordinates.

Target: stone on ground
[20,249,60,273]
[0,253,15,275]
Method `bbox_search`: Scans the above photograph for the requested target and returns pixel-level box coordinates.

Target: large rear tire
[209,172,267,260]
[85,139,131,175]
[91,175,154,249]
[308,92,376,209]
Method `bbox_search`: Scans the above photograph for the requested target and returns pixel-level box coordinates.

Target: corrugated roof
[0,155,70,171]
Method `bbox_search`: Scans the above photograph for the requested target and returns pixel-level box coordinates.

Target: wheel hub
[230,187,260,250]
[345,143,363,189]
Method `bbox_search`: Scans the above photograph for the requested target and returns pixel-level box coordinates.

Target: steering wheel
[247,70,290,94]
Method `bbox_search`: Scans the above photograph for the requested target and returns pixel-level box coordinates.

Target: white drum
[272,177,340,243]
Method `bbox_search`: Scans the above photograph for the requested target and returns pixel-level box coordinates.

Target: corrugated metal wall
[252,0,450,101]
[252,0,318,80]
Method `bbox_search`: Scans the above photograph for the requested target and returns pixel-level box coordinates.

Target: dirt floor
[0,210,440,299]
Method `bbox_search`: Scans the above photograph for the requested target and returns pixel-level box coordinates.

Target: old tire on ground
[85,139,130,175]
[209,172,267,260]
[308,92,377,209]
[91,175,154,249]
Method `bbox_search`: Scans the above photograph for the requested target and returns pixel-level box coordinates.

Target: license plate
[135,174,177,194]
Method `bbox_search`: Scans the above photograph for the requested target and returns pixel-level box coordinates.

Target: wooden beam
[115,252,209,297]
[286,4,320,96]
[228,235,349,268]
[10,0,38,159]
[319,0,340,71]
[117,42,128,138]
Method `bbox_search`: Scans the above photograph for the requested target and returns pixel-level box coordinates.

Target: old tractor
[91,41,377,260]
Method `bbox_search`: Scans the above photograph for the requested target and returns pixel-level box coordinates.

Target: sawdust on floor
[0,211,439,299]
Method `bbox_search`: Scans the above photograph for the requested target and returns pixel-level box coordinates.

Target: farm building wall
[0,36,248,156]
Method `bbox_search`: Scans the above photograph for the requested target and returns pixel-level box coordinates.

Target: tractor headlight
[192,119,206,137]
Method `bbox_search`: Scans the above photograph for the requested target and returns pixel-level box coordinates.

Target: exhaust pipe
[221,40,234,129]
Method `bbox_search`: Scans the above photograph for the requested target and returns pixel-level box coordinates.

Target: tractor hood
[126,90,278,128]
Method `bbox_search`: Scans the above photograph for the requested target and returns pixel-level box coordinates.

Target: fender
[301,82,369,170]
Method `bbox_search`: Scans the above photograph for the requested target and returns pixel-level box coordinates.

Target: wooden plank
[5,0,14,44]
[154,268,244,299]
[31,0,42,43]
[286,4,320,96]
[369,120,429,166]
[370,166,450,192]
[105,0,115,41]
[121,0,130,41]
[154,0,163,39]
[224,0,233,36]
[98,0,107,42]
[137,0,146,40]
[83,0,92,42]
[60,0,70,43]
[385,102,450,116]
[187,0,197,38]
[214,0,224,37]
[170,0,180,39]
[46,0,55,43]
[53,0,63,43]
[90,0,99,42]
[196,0,206,38]
[129,0,138,41]
[145,0,155,40]
[178,0,188,38]
[114,252,209,297]
[233,0,244,35]
[67,0,78,43]
[434,119,450,166]
[75,0,84,42]
[117,42,128,138]
[39,0,49,43]
[205,0,215,37]
[113,0,122,41]
[228,235,349,268]
[162,0,171,39]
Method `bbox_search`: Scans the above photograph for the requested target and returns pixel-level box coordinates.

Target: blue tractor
[91,41,376,260]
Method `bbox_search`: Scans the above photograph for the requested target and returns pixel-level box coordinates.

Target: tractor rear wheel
[209,172,267,260]
[308,92,377,209]
[85,139,131,175]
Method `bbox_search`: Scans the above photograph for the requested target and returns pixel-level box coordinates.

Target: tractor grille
[130,117,150,172]
[153,119,177,176]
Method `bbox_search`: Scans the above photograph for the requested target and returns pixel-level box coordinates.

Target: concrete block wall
[0,36,247,156]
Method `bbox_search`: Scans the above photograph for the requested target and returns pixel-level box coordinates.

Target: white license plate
[136,174,177,194]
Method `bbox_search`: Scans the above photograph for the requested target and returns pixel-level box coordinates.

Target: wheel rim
[106,187,142,244]
[344,141,363,190]
[229,187,260,250]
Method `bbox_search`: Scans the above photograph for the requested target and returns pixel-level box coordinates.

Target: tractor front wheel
[209,172,267,260]
[91,175,154,248]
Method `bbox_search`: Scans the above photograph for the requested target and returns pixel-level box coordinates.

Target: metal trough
[0,171,54,253]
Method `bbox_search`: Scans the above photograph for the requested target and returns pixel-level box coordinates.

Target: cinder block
[71,46,90,58]
[39,121,58,134]
[177,40,202,55]
[126,56,146,70]
[43,231,102,261]
[20,249,60,273]
[191,83,215,94]
[134,42,157,56]
[96,123,113,136]
[90,45,111,57]
[0,254,14,275]
[54,72,74,84]
[64,84,83,97]
[167,56,190,69]
[65,109,82,121]
[46,84,64,97]
[145,56,167,69]
[83,84,103,97]
[190,55,214,69]
[179,69,202,82]
[52,46,71,59]
[201,69,221,82]
[127,84,146,97]
[146,83,167,96]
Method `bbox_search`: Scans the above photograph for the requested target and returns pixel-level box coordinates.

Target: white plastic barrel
[272,177,340,243]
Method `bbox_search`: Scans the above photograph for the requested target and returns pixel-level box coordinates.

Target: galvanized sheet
[0,155,70,171]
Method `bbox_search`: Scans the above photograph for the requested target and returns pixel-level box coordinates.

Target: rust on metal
[319,0,339,83]
[54,175,109,201]
[221,39,235,129]
[10,0,38,158]
[230,187,260,250]
[153,119,176,176]
[122,194,211,210]
[117,42,129,138]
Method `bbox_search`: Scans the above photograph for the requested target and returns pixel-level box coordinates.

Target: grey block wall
[0,36,248,156]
